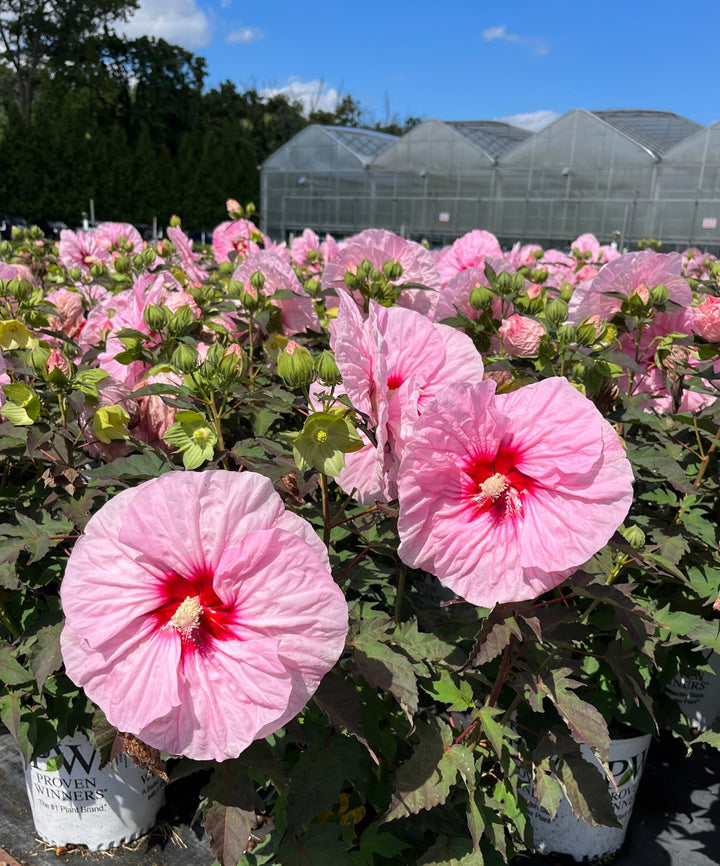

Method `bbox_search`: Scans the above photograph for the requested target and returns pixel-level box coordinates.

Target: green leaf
[313,669,370,752]
[0,645,32,686]
[422,673,474,712]
[654,605,720,651]
[459,605,524,672]
[2,383,41,425]
[417,836,479,865]
[538,667,611,758]
[27,622,63,690]
[380,716,462,822]
[203,765,264,866]
[203,801,258,866]
[277,824,350,866]
[352,638,418,716]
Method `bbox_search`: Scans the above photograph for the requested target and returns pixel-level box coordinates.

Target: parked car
[36,219,69,239]
[0,215,28,240]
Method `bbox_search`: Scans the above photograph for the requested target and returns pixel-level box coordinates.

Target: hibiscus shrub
[0,218,718,865]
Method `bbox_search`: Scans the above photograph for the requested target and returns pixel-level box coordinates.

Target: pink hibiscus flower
[397,378,634,607]
[567,251,692,325]
[433,260,506,325]
[0,261,38,286]
[694,294,720,342]
[58,229,111,273]
[166,226,208,286]
[212,219,269,265]
[321,228,441,316]
[94,222,145,256]
[498,314,546,356]
[46,288,86,339]
[290,228,339,273]
[330,292,485,503]
[60,470,348,761]
[437,230,503,287]
[231,251,319,336]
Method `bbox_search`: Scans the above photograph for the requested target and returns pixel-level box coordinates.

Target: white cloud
[119,0,211,49]
[261,79,340,116]
[482,24,548,57]
[500,110,559,132]
[227,26,264,44]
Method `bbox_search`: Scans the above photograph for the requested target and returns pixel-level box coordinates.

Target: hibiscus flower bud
[277,341,315,388]
[169,215,182,228]
[315,350,341,386]
[226,198,243,219]
[249,269,266,294]
[172,344,199,373]
[469,285,493,309]
[382,259,404,281]
[68,266,82,282]
[649,283,669,306]
[114,255,131,274]
[545,298,569,325]
[27,345,51,374]
[305,277,320,294]
[143,304,167,332]
[89,263,107,279]
[576,321,600,347]
[45,349,72,384]
[219,344,247,382]
[559,282,574,302]
[622,525,646,550]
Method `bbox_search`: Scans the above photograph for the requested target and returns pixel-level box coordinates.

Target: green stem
[0,601,20,639]
[394,563,406,625]
[320,473,331,548]
[487,633,516,708]
[208,396,229,470]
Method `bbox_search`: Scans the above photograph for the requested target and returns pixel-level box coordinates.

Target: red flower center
[463,448,532,521]
[153,569,238,654]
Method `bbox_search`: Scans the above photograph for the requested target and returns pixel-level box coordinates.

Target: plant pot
[666,650,720,733]
[24,732,165,851]
[522,732,652,863]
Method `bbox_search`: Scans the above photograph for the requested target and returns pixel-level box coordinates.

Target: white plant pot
[523,732,652,863]
[24,733,165,851]
[666,650,720,732]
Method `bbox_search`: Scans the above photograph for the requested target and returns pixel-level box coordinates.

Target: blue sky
[121,0,720,130]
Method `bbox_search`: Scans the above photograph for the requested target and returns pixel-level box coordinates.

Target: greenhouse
[260,110,720,252]
[657,121,720,247]
[367,119,531,239]
[260,124,398,239]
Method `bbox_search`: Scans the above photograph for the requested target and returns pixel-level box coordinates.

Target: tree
[0,0,138,121]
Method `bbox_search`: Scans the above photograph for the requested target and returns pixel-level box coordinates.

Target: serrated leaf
[353,638,418,716]
[380,716,458,822]
[204,801,257,866]
[478,705,505,761]
[532,769,564,820]
[459,605,524,672]
[313,669,372,756]
[0,645,32,685]
[28,621,63,690]
[539,668,610,758]
[654,605,720,651]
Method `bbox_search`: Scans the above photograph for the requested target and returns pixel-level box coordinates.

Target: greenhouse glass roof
[445,121,532,160]
[591,110,703,158]
[320,126,398,164]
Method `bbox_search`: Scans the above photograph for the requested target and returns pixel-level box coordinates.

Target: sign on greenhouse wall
[702,217,717,229]
[438,212,450,222]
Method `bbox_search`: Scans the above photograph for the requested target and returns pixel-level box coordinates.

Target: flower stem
[394,563,406,625]
[319,473,331,548]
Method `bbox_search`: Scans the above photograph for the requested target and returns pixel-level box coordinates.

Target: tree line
[0,0,418,232]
